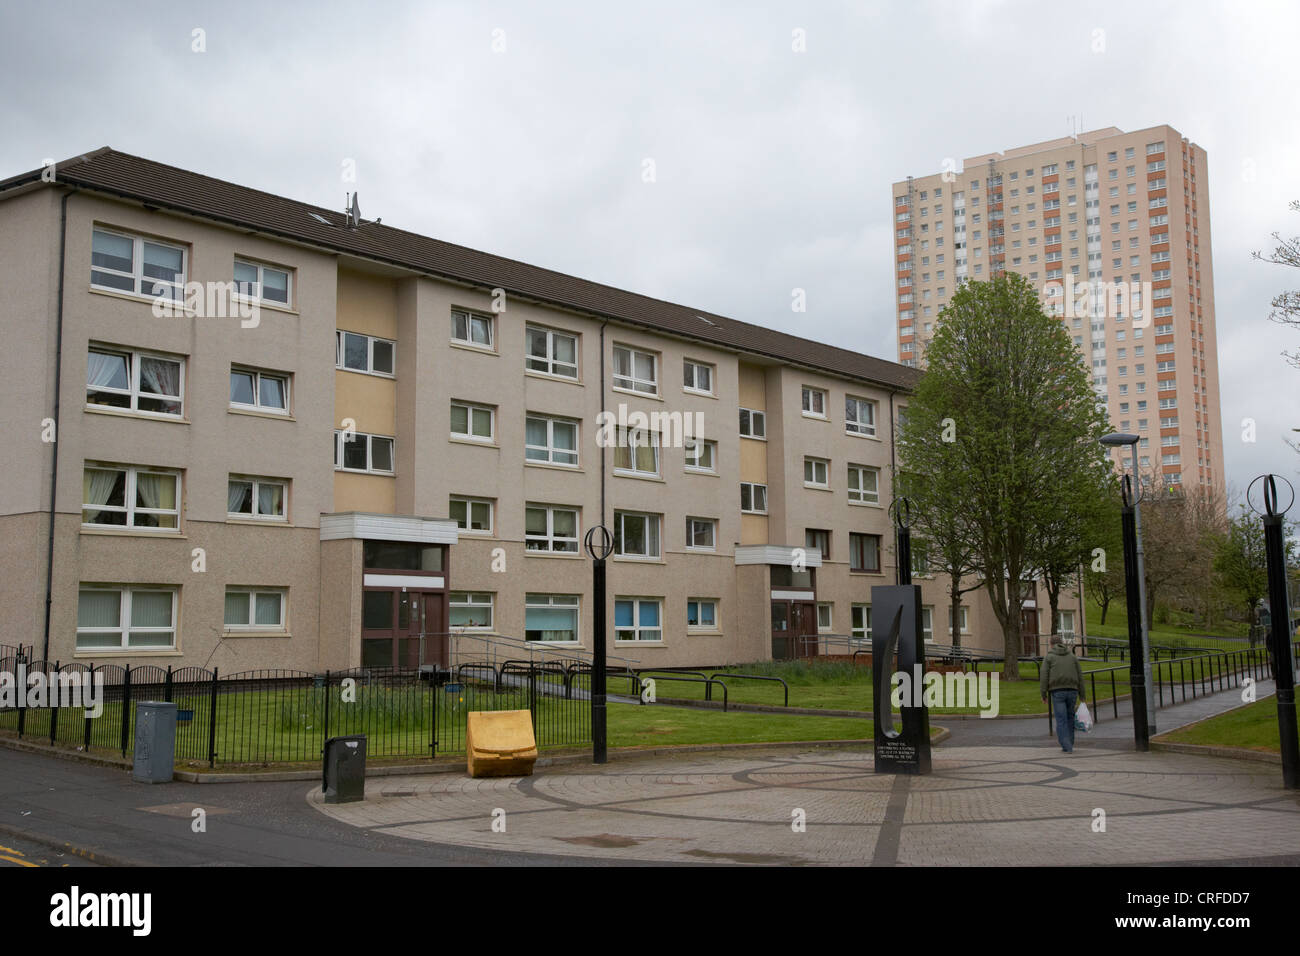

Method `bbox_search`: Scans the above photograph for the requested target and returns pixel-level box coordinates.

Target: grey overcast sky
[2,0,1297,498]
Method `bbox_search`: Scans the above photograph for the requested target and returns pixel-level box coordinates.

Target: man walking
[1040,635,1085,752]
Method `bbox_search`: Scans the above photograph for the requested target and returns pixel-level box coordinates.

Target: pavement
[1,677,1295,866]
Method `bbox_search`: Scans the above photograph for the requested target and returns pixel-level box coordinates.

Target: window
[911,539,930,577]
[844,395,877,436]
[817,602,833,632]
[801,386,827,417]
[90,228,185,301]
[334,431,394,474]
[805,528,830,559]
[335,330,395,376]
[850,533,881,573]
[224,588,286,631]
[228,476,286,521]
[450,401,494,442]
[526,325,577,378]
[450,496,493,534]
[614,511,661,559]
[612,345,658,395]
[847,464,880,505]
[233,258,291,306]
[684,438,717,473]
[87,346,184,417]
[922,606,934,642]
[739,408,766,438]
[948,606,969,635]
[615,598,662,642]
[450,592,494,630]
[687,599,718,631]
[525,504,579,553]
[1057,609,1076,634]
[77,586,176,651]
[613,427,659,477]
[740,482,768,514]
[851,604,872,639]
[82,465,180,530]
[229,366,288,414]
[683,359,714,394]
[804,456,829,488]
[525,415,578,466]
[451,309,493,349]
[686,517,716,550]
[525,593,579,642]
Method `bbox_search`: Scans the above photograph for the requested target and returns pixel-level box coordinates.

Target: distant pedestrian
[1040,635,1085,753]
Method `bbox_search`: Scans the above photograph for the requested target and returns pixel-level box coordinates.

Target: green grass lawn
[1155,696,1299,753]
[1083,596,1264,654]
[606,701,883,748]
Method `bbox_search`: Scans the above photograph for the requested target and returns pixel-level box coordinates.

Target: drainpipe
[43,189,73,660]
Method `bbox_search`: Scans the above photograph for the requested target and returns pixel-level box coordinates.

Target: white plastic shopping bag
[1075,700,1093,732]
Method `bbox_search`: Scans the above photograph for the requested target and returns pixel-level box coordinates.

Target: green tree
[1212,503,1295,624]
[1081,491,1126,626]
[897,273,1111,680]
[1030,458,1115,641]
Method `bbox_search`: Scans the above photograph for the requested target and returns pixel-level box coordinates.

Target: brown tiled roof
[3,148,919,392]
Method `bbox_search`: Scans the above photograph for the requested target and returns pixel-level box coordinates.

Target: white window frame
[450,591,494,630]
[803,456,829,489]
[335,330,395,377]
[817,602,833,633]
[948,605,970,635]
[801,386,828,419]
[86,345,185,418]
[687,598,719,632]
[612,345,659,395]
[684,438,717,473]
[77,586,177,651]
[615,596,664,642]
[847,464,880,505]
[922,606,934,642]
[614,510,661,560]
[334,431,395,475]
[82,465,181,531]
[233,257,292,307]
[851,604,872,640]
[227,476,288,522]
[740,482,768,515]
[449,496,494,535]
[450,401,495,443]
[613,427,660,477]
[525,504,580,554]
[525,593,580,643]
[229,365,289,415]
[683,359,714,395]
[525,414,579,467]
[525,324,578,379]
[739,407,767,439]
[224,587,287,632]
[90,227,186,302]
[685,516,717,551]
[845,396,877,437]
[451,309,494,350]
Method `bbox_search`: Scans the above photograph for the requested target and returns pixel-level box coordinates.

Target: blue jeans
[1051,690,1078,752]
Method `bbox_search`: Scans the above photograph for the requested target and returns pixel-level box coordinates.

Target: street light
[1099,432,1155,745]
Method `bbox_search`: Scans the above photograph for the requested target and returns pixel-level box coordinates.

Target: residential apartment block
[1,148,1065,673]
[892,125,1224,494]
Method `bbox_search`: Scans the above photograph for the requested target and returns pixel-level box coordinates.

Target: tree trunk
[1098,594,1110,626]
[950,576,962,649]
[1002,616,1021,681]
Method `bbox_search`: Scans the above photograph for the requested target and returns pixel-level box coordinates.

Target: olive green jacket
[1039,644,1084,696]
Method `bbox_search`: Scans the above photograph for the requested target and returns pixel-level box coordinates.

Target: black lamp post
[584,525,614,765]
[1100,431,1155,740]
[1248,475,1298,789]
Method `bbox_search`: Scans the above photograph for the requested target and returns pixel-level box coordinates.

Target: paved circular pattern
[310,744,1300,865]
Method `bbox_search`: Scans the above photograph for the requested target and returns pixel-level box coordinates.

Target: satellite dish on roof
[348,192,361,227]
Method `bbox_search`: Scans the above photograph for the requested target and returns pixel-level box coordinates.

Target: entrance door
[361,588,442,668]
[771,601,819,660]
[1021,609,1039,657]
